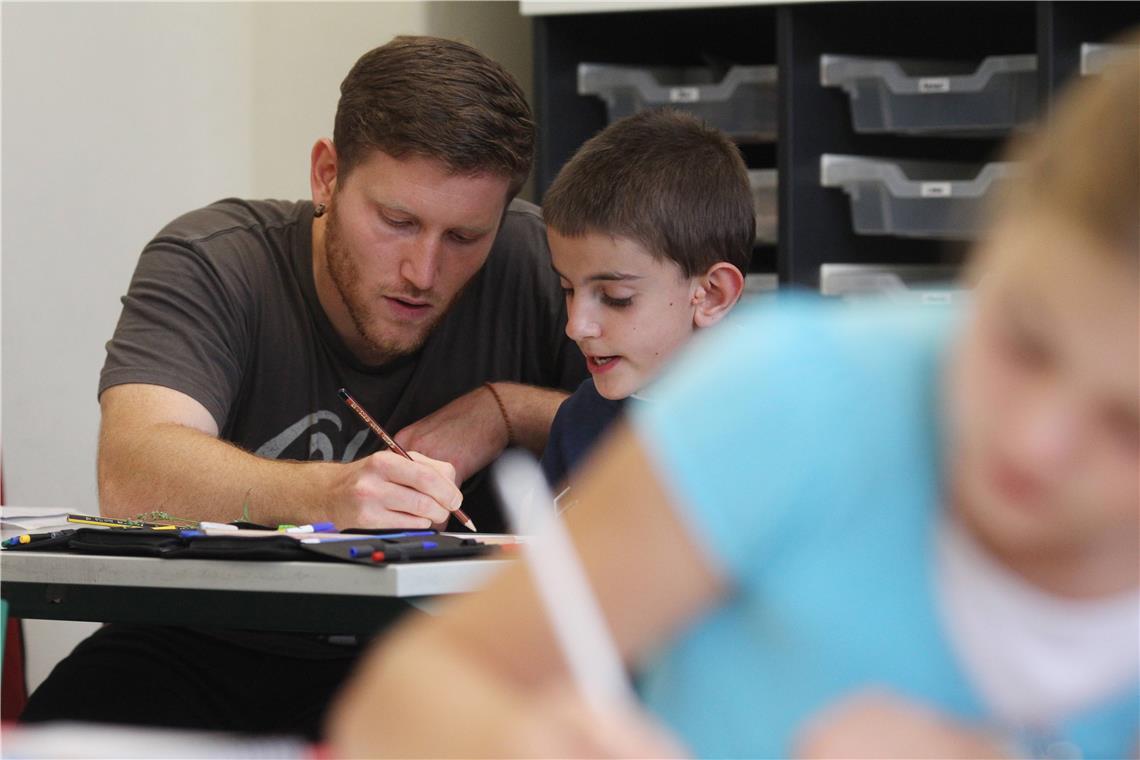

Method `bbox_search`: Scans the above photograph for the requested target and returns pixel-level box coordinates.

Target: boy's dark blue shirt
[541,378,626,487]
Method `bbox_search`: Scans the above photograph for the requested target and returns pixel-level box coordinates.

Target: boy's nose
[565,304,601,341]
[1007,388,1082,478]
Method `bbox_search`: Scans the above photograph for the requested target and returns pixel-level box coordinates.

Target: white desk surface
[0,550,511,598]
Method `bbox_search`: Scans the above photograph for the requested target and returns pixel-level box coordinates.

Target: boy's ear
[692,262,745,329]
[310,138,339,208]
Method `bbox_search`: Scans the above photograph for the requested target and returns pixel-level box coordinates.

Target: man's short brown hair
[334,36,534,197]
[542,109,754,278]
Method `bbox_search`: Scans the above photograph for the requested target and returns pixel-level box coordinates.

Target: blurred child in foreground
[330,46,1139,759]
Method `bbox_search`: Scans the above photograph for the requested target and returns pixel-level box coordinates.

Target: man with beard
[19,36,585,738]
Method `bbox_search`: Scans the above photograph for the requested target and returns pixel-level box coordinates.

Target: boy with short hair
[540,108,755,488]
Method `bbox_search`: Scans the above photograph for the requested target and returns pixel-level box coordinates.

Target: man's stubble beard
[324,202,458,364]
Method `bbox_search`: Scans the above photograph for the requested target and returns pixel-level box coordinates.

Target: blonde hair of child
[985,32,1139,263]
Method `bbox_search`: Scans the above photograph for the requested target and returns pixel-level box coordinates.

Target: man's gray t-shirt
[101,198,585,533]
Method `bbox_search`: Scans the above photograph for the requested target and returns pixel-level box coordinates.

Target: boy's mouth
[987,457,1045,510]
[586,355,621,374]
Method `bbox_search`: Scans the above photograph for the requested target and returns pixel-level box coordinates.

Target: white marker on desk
[493,450,635,710]
[285,522,336,534]
[198,521,239,531]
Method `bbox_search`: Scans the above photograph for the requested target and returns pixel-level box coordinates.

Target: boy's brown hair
[542,109,755,278]
[334,36,534,198]
[990,31,1138,261]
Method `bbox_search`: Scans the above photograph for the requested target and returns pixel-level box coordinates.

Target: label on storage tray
[920,182,953,198]
[669,86,701,103]
[918,77,951,94]
[920,291,954,306]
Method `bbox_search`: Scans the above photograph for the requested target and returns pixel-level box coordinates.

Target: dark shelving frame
[533,1,1137,288]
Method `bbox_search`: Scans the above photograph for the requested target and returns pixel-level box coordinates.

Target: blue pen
[348,544,375,558]
[375,540,440,562]
[347,537,438,558]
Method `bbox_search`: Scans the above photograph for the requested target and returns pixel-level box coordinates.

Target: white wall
[1,0,531,695]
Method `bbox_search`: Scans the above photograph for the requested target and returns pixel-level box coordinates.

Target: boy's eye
[449,232,478,245]
[995,307,1051,372]
[1004,328,1051,371]
[602,294,633,308]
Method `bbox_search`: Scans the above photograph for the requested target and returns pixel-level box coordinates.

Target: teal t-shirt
[631,295,1138,759]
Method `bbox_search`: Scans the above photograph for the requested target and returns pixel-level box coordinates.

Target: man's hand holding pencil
[337,388,477,532]
[319,448,463,532]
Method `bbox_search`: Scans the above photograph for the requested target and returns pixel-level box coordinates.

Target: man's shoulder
[468,197,558,304]
[153,198,307,248]
[503,197,543,226]
[136,199,311,301]
[488,198,546,260]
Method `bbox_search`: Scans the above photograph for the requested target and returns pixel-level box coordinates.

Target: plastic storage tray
[820,54,1037,135]
[820,264,964,305]
[820,154,1013,239]
[744,273,779,296]
[1080,44,1133,76]
[748,169,778,244]
[578,63,777,142]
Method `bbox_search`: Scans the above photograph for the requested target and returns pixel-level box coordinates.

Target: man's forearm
[98,422,335,526]
[489,383,569,455]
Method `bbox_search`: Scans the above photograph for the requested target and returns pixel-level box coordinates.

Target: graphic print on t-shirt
[254,410,370,462]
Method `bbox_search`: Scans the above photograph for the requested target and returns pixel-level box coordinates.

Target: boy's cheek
[1087,458,1140,526]
[949,337,997,446]
[963,325,1027,437]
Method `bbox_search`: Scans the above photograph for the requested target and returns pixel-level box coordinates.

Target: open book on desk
[0,506,73,539]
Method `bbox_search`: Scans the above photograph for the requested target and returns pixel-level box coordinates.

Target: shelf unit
[531,1,1137,289]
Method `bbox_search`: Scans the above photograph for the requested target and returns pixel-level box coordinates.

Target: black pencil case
[4,528,315,561]
[78,528,313,560]
[4,527,491,564]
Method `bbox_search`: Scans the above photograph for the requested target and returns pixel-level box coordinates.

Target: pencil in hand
[338,388,477,532]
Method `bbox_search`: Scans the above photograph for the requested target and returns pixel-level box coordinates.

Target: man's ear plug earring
[313,203,327,218]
